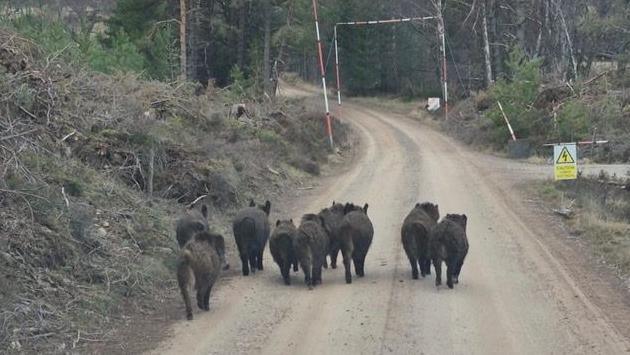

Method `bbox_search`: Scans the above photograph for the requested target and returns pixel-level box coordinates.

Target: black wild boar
[318,201,345,268]
[177,231,223,320]
[338,203,373,284]
[270,219,299,285]
[176,205,209,248]
[232,200,271,276]
[430,214,469,289]
[401,202,440,279]
[294,214,329,289]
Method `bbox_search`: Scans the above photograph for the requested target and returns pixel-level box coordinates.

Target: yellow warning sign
[554,144,577,180]
[556,147,575,164]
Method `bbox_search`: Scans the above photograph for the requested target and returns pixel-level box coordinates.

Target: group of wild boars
[401,202,469,289]
[232,199,272,276]
[268,201,374,287]
[401,202,440,279]
[269,219,299,285]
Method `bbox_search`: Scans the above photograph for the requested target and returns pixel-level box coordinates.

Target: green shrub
[556,100,590,141]
[89,30,145,74]
[486,47,545,146]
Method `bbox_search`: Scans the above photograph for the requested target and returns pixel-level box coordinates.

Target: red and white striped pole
[311,0,334,149]
[333,25,342,120]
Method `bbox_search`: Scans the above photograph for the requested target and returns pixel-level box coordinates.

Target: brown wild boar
[318,201,345,268]
[430,214,469,289]
[338,203,373,284]
[177,231,223,320]
[294,214,329,289]
[232,199,271,276]
[270,219,299,285]
[401,202,440,279]
[176,205,209,248]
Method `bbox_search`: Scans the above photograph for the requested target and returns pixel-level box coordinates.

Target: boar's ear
[463,214,468,225]
[276,219,281,227]
[249,199,256,207]
[363,203,369,214]
[332,201,336,206]
[263,200,271,215]
[201,205,208,218]
[290,218,293,223]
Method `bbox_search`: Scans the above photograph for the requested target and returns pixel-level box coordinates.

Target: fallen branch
[0,128,41,142]
[187,194,208,208]
[18,105,37,119]
[59,130,77,143]
[582,70,611,87]
[267,165,280,175]
[61,186,70,208]
[553,207,574,219]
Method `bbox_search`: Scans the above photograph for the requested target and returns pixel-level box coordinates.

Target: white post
[334,25,342,118]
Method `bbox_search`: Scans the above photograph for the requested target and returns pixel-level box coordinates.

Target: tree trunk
[237,0,247,69]
[554,0,578,80]
[516,0,527,54]
[263,0,273,98]
[534,0,549,58]
[490,0,503,80]
[482,0,493,88]
[180,0,187,79]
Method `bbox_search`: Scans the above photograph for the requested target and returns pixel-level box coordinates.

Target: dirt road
[151,97,630,354]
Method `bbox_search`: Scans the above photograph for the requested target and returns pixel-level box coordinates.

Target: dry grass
[535,174,630,278]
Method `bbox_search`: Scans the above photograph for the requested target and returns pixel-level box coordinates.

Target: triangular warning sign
[556,147,575,164]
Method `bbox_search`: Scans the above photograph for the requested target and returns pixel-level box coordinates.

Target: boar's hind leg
[419,258,431,278]
[353,254,366,277]
[453,255,466,284]
[342,248,353,284]
[313,261,323,285]
[408,255,419,280]
[281,261,291,285]
[330,243,340,269]
[178,268,193,320]
[433,258,442,287]
[257,249,264,271]
[249,253,257,274]
[203,285,212,311]
[196,287,205,310]
[240,254,250,276]
[424,259,432,276]
[446,257,457,289]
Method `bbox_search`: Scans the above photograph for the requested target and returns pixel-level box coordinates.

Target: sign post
[554,143,577,181]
